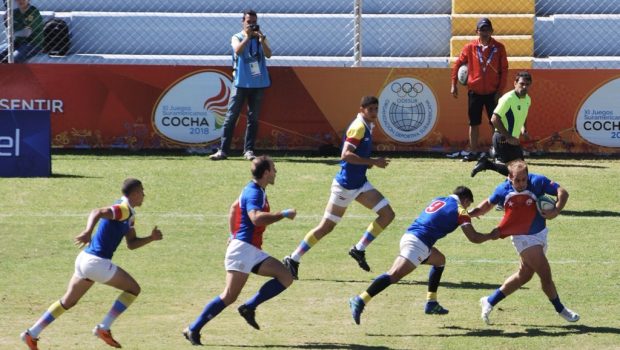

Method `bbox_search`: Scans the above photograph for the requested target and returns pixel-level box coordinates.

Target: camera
[249,24,260,32]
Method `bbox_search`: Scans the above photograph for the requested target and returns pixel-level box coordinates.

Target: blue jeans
[219,86,265,154]
[0,42,41,63]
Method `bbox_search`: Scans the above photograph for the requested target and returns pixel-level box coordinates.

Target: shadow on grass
[560,210,620,217]
[207,343,400,349]
[528,161,608,169]
[50,173,99,178]
[368,324,620,339]
[304,278,509,291]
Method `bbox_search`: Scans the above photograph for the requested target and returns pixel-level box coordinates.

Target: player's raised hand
[150,226,163,241]
[74,230,91,249]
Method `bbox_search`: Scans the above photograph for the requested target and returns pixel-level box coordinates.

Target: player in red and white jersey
[469,160,580,324]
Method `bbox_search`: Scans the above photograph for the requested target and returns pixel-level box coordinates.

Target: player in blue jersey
[349,186,499,324]
[183,155,296,346]
[469,160,579,324]
[20,179,163,350]
[283,96,394,279]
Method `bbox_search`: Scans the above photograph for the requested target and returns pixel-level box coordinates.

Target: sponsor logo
[0,128,20,157]
[152,70,232,145]
[378,77,437,143]
[0,98,64,113]
[575,77,620,148]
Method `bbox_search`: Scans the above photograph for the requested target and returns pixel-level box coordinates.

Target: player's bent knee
[372,198,390,214]
[278,273,294,288]
[323,212,342,225]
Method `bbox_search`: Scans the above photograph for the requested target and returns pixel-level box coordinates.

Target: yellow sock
[360,291,372,304]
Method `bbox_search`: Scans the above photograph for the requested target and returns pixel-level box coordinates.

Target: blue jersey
[334,114,373,189]
[84,197,135,260]
[489,173,559,236]
[406,195,472,248]
[232,32,271,88]
[231,181,270,249]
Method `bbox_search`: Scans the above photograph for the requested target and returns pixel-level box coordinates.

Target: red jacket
[452,37,509,95]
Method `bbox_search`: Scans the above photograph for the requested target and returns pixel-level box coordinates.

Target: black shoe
[462,152,478,162]
[282,256,299,280]
[238,305,260,330]
[349,247,371,272]
[471,158,490,178]
[182,327,202,346]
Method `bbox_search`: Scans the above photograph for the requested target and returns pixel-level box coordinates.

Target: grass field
[1,152,619,350]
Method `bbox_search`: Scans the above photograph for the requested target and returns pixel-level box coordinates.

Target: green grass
[1,153,619,350]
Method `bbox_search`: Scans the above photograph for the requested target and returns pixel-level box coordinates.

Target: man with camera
[210,9,272,161]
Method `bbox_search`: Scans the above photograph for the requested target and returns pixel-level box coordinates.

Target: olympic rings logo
[390,82,424,98]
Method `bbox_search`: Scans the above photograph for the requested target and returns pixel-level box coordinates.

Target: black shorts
[468,91,497,126]
[492,132,524,163]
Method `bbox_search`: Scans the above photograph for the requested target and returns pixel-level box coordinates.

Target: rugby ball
[457,65,468,85]
[536,196,556,214]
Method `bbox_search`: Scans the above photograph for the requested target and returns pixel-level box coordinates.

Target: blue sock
[190,296,226,332]
[488,289,506,306]
[244,279,287,310]
[428,265,445,293]
[367,273,392,297]
[550,295,565,313]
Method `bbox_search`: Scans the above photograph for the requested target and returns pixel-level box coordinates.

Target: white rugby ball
[457,64,468,85]
[536,196,556,214]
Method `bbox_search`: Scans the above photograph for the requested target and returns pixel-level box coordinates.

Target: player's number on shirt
[425,200,446,214]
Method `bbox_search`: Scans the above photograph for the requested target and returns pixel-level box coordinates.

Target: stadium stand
[2,0,620,68]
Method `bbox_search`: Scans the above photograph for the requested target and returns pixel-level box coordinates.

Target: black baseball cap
[477,18,493,30]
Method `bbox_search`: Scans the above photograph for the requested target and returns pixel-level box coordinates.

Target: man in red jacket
[451,18,508,162]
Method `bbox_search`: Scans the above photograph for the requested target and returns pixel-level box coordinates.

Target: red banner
[1,64,618,154]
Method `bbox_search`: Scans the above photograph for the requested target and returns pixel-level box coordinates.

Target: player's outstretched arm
[125,226,163,250]
[461,225,500,244]
[249,208,296,227]
[468,199,494,218]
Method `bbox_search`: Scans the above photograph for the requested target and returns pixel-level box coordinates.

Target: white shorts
[224,239,270,274]
[74,251,118,283]
[328,179,375,207]
[511,228,548,254]
[399,234,431,267]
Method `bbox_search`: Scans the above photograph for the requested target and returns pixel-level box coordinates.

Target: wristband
[282,209,291,218]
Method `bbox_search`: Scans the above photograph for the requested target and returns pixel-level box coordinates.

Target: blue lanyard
[477,45,497,73]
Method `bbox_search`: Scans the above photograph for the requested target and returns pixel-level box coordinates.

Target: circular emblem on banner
[152,70,232,145]
[575,77,620,148]
[378,77,437,143]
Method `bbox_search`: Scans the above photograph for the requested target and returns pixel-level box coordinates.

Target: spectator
[210,9,272,161]
[1,0,43,63]
[451,17,508,162]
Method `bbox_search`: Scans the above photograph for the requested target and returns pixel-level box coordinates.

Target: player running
[283,96,395,279]
[183,156,296,345]
[349,186,499,324]
[469,160,580,324]
[21,179,163,350]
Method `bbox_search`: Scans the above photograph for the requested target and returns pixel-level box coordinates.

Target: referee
[471,71,533,177]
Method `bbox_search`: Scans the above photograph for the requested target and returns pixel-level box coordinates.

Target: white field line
[0,212,608,220]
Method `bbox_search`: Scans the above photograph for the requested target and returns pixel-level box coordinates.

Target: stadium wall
[0,65,618,154]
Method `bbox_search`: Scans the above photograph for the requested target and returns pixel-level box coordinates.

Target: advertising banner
[0,109,51,177]
[0,64,618,154]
